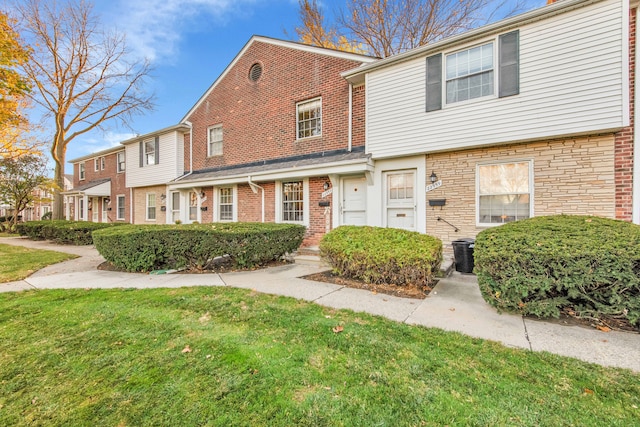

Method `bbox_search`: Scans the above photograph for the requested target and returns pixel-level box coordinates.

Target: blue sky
[65,0,544,173]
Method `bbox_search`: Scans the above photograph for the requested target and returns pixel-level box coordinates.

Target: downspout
[248,176,265,223]
[348,83,353,152]
[634,6,640,224]
[183,121,194,178]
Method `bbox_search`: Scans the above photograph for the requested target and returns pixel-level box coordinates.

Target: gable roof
[180,35,378,122]
[341,0,602,84]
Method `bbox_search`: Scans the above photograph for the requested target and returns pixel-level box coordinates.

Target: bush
[41,211,52,220]
[474,215,640,326]
[320,226,442,287]
[17,220,126,245]
[92,222,306,272]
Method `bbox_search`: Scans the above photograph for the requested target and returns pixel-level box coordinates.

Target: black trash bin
[452,238,475,274]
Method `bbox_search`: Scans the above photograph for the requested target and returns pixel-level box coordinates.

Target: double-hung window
[282,181,304,222]
[146,193,156,221]
[208,125,223,156]
[79,163,85,180]
[116,195,125,220]
[101,157,105,170]
[94,158,100,171]
[144,140,155,165]
[477,161,532,225]
[189,192,198,221]
[117,151,125,172]
[446,42,494,104]
[218,187,233,221]
[297,98,322,139]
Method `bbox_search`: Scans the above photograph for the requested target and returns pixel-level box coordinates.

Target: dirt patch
[301,270,432,300]
[530,308,639,334]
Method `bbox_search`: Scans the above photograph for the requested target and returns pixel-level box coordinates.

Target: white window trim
[117,151,125,173]
[443,39,498,108]
[144,139,155,165]
[275,178,309,226]
[475,159,534,227]
[170,191,181,224]
[101,157,105,170]
[79,163,85,180]
[116,195,126,221]
[94,158,99,171]
[214,185,238,222]
[207,125,223,157]
[296,97,322,140]
[146,193,156,221]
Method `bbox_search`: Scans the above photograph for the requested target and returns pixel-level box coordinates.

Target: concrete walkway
[1,236,638,372]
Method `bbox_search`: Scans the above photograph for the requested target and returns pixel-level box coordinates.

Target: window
[101,157,105,170]
[171,192,180,223]
[117,195,125,220]
[144,140,155,165]
[189,192,198,221]
[297,98,321,139]
[282,181,304,222]
[446,42,494,104]
[117,151,125,172]
[218,187,233,221]
[79,199,84,219]
[208,125,223,156]
[42,206,50,215]
[94,158,100,171]
[477,161,532,225]
[146,193,156,220]
[79,163,85,180]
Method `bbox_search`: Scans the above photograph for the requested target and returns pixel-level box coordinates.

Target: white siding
[366,0,626,158]
[125,131,185,187]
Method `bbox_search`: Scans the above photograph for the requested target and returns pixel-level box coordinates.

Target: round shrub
[474,215,640,326]
[320,226,442,286]
[92,222,305,272]
[18,220,126,245]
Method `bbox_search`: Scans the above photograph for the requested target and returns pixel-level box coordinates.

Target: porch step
[439,256,455,278]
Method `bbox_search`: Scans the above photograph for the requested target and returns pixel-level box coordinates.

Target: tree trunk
[51,131,66,220]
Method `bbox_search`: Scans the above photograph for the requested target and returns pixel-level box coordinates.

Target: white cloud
[78,131,137,155]
[106,0,261,62]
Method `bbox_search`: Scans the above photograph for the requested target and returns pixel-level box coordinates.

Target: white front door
[342,176,367,225]
[385,170,416,231]
[102,198,108,222]
[91,197,99,222]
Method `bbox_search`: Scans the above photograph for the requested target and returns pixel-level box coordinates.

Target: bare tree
[11,0,154,219]
[0,154,50,231]
[296,0,527,58]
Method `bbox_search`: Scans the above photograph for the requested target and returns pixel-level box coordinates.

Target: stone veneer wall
[133,185,168,224]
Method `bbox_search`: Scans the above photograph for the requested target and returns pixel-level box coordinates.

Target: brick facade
[614,7,636,221]
[426,135,616,253]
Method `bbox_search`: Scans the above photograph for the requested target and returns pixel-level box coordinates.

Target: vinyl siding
[125,131,184,187]
[366,0,626,158]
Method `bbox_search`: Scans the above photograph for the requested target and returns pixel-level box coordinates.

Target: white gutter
[348,83,353,152]
[185,121,193,174]
[633,4,640,224]
[247,176,265,222]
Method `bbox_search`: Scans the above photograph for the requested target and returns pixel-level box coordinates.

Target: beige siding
[133,185,168,224]
[425,135,616,254]
[366,0,625,158]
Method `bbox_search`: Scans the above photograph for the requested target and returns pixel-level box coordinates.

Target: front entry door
[385,170,416,231]
[102,198,108,222]
[342,176,367,225]
[91,197,99,222]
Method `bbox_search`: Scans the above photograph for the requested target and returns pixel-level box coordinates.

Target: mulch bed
[301,270,432,300]
[533,308,639,334]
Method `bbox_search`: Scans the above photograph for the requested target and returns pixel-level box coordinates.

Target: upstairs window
[94,158,100,171]
[79,163,85,180]
[101,157,105,170]
[140,137,159,167]
[145,140,155,165]
[117,151,125,172]
[297,98,322,139]
[446,42,494,104]
[208,125,223,157]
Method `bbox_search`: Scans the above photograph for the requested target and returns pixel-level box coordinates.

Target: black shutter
[139,141,144,167]
[154,136,160,165]
[425,53,443,112]
[499,30,519,98]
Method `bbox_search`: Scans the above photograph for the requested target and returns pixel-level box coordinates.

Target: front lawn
[0,243,76,283]
[0,287,638,426]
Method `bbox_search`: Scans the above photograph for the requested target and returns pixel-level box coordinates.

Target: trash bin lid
[452,238,475,244]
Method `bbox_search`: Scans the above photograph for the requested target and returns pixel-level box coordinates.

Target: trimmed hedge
[320,226,442,286]
[17,220,126,245]
[92,222,306,272]
[475,215,640,326]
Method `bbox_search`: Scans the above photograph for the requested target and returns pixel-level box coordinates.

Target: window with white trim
[101,157,105,170]
[79,198,84,219]
[297,98,322,139]
[79,163,85,180]
[116,195,125,220]
[208,125,223,156]
[446,42,494,104]
[282,181,304,222]
[94,158,100,171]
[218,187,234,221]
[117,151,125,172]
[171,192,180,223]
[189,192,198,221]
[146,193,156,220]
[477,161,532,225]
[145,140,155,165]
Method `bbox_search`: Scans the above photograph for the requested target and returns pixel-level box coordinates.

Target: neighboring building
[165,36,376,246]
[121,124,190,224]
[340,0,637,252]
[64,146,129,222]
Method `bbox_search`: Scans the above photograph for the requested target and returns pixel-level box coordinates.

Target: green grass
[0,288,638,426]
[0,243,76,283]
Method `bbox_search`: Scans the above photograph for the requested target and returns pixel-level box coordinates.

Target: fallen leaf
[449,308,456,312]
[332,325,344,333]
[181,345,192,353]
[31,397,38,404]
[372,290,377,295]
[596,325,610,332]
[583,388,594,395]
[199,312,211,323]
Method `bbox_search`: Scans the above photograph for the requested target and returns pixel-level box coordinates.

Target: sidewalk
[1,236,638,372]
